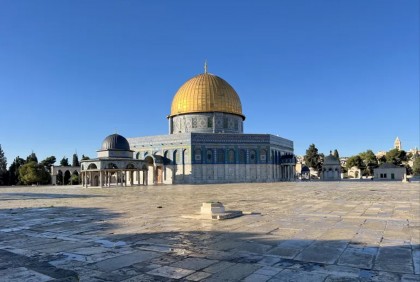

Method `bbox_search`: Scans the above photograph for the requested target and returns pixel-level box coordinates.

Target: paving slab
[0,182,418,281]
[95,250,161,272]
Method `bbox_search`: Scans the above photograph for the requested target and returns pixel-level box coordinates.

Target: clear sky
[0,0,418,165]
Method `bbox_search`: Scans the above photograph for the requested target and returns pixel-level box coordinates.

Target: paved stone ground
[0,181,419,281]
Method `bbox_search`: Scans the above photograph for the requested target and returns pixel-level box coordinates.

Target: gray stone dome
[324,154,340,165]
[101,134,130,151]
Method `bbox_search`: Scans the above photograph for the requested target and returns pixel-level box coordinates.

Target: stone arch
[249,149,257,164]
[144,156,154,166]
[182,149,188,164]
[87,163,97,170]
[71,170,79,185]
[126,163,135,169]
[56,170,63,185]
[217,149,225,163]
[228,149,235,164]
[64,170,71,185]
[260,149,267,163]
[107,163,118,169]
[163,151,170,165]
[206,149,213,164]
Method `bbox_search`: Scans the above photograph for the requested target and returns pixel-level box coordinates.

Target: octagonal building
[128,66,295,184]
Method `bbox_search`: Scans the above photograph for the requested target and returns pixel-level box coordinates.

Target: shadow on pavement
[0,206,418,281]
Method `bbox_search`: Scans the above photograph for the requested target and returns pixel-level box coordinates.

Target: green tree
[332,149,340,159]
[19,161,50,185]
[413,157,420,176]
[8,157,25,185]
[304,144,322,170]
[359,150,378,176]
[81,154,90,161]
[70,172,79,185]
[40,156,56,171]
[72,154,80,167]
[346,155,363,170]
[64,170,71,185]
[60,157,69,166]
[26,152,38,163]
[0,145,7,185]
[385,149,407,165]
[378,155,386,165]
[56,170,63,185]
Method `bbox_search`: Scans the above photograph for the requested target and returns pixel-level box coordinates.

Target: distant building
[321,153,341,181]
[394,137,402,150]
[301,166,310,180]
[80,134,146,187]
[81,64,296,187]
[376,151,386,158]
[374,163,406,181]
[347,166,361,179]
[51,166,80,185]
[339,157,348,167]
[127,66,296,184]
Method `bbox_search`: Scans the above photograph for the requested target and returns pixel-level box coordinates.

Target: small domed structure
[97,133,133,159]
[80,133,146,188]
[321,152,341,181]
[101,134,130,151]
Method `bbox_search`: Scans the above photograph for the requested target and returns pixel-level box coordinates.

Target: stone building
[394,137,402,150]
[374,163,406,181]
[51,166,80,185]
[127,66,296,185]
[321,153,341,181]
[346,166,361,179]
[80,134,146,187]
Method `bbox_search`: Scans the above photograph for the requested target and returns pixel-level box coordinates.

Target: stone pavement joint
[0,249,79,281]
[0,182,418,281]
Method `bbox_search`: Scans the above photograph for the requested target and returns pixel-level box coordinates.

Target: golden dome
[169,73,245,119]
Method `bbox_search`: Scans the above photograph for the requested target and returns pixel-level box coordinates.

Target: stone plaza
[0,182,418,281]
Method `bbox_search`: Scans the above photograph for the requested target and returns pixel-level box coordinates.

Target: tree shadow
[0,206,418,281]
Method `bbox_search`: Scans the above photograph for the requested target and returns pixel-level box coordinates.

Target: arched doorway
[144,156,154,185]
[156,166,163,184]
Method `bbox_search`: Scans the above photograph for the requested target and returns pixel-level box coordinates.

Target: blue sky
[0,0,418,165]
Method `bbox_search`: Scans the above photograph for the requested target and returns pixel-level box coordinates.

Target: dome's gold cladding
[170,73,244,119]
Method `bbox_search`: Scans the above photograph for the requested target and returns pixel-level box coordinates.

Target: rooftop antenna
[204,60,208,74]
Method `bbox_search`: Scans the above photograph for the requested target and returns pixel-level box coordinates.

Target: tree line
[303,144,420,177]
[0,144,89,186]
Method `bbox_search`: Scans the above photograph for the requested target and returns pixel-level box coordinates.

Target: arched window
[239,149,246,164]
[87,163,97,170]
[217,149,225,163]
[194,149,202,163]
[206,149,213,164]
[249,150,257,164]
[228,149,235,164]
[260,149,267,163]
[107,163,118,169]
